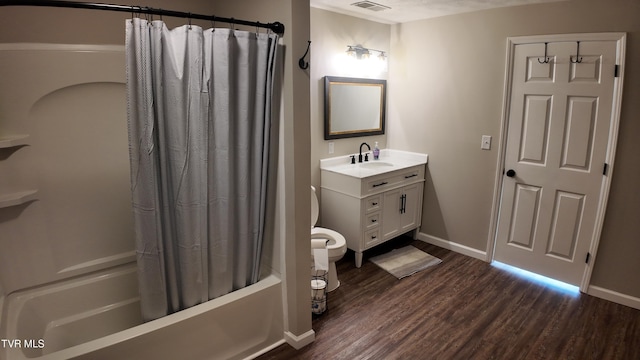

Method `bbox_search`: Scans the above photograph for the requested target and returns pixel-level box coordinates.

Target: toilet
[311,186,347,292]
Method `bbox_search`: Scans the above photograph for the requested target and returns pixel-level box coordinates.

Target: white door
[494,36,624,286]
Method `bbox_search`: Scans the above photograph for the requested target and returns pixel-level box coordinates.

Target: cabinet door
[400,183,422,232]
[382,188,402,240]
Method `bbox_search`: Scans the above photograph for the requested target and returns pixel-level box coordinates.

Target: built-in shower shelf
[0,190,38,209]
[0,135,36,208]
[0,134,30,149]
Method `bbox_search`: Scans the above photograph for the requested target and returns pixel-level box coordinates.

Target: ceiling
[310,0,568,24]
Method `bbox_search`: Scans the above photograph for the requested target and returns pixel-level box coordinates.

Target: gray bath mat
[370,246,442,279]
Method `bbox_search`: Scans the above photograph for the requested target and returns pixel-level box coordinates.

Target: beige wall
[0,0,217,44]
[388,0,640,297]
[310,8,390,224]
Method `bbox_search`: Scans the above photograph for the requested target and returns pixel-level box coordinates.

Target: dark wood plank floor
[257,237,640,360]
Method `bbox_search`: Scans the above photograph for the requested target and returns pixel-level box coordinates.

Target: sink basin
[359,161,393,168]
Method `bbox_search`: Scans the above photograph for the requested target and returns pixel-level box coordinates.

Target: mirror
[324,76,386,140]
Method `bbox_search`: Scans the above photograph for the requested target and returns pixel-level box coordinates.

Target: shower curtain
[125,18,279,321]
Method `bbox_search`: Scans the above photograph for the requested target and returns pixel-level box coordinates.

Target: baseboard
[588,285,640,310]
[284,329,315,350]
[417,232,487,261]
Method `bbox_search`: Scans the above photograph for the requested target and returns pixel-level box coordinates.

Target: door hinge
[603,162,609,176]
[585,252,591,264]
[614,64,620,77]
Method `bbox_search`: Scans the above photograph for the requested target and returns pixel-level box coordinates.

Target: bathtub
[0,264,284,360]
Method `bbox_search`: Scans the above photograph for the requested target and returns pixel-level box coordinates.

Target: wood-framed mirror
[324,76,386,140]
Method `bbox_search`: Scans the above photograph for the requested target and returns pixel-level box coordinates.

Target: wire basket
[311,267,328,315]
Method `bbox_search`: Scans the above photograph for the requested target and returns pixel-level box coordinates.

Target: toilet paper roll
[311,239,328,249]
[311,279,327,291]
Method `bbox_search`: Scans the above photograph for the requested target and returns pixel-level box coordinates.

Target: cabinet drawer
[365,195,382,213]
[365,212,380,230]
[366,177,393,192]
[364,228,382,248]
[400,168,422,181]
[364,165,425,196]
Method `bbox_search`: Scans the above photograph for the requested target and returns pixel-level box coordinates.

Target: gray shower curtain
[125,18,279,321]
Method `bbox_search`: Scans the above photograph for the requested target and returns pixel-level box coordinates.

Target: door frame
[486,33,627,292]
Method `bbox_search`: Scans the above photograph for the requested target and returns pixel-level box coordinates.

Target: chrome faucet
[359,142,371,163]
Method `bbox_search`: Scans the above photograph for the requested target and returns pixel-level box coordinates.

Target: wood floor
[257,237,640,360]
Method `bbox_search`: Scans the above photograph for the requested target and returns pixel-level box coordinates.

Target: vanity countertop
[320,149,428,178]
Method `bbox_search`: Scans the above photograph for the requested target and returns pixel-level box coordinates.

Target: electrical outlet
[328,141,334,154]
[481,135,492,150]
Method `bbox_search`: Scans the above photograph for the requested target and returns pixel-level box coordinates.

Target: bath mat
[369,246,442,279]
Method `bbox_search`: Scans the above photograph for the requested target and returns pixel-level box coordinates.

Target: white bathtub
[0,264,284,360]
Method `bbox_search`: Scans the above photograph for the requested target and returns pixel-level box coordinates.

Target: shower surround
[0,43,285,360]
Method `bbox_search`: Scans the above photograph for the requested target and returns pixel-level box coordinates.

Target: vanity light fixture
[346,45,387,61]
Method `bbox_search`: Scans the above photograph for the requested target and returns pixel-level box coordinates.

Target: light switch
[481,135,492,150]
[328,141,334,154]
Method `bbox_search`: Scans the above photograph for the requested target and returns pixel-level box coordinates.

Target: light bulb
[346,46,356,58]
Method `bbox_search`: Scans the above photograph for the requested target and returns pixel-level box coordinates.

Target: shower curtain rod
[0,0,285,34]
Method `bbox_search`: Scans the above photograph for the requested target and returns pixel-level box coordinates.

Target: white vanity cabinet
[320,150,427,268]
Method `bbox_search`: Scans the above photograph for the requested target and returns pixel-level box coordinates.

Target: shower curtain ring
[130,5,142,20]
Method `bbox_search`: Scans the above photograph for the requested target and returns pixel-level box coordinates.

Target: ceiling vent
[351,1,391,12]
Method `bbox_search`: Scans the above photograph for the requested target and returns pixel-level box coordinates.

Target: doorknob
[506,169,516,177]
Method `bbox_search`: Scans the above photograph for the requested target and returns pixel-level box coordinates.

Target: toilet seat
[310,186,346,255]
[311,185,321,227]
[311,227,347,255]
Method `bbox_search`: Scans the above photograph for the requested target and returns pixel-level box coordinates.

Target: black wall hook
[538,42,550,64]
[571,41,583,63]
[298,40,311,70]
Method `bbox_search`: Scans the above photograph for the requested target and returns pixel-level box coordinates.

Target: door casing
[487,33,626,292]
